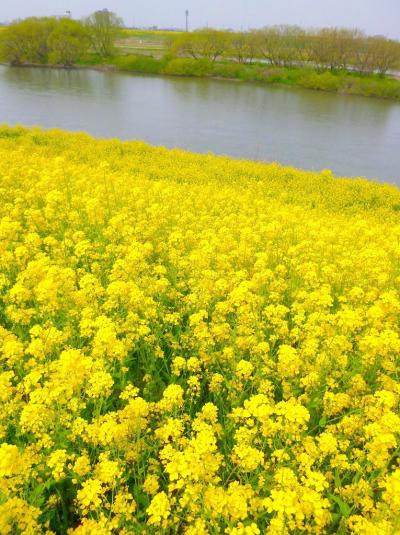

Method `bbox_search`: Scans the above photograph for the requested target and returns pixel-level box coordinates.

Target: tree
[308,29,336,70]
[308,28,359,71]
[169,32,202,59]
[331,28,360,70]
[48,18,90,66]
[0,17,56,64]
[354,34,378,74]
[368,36,400,76]
[256,26,303,67]
[170,29,229,62]
[0,22,28,64]
[229,32,259,64]
[274,25,307,67]
[195,29,230,62]
[85,9,123,57]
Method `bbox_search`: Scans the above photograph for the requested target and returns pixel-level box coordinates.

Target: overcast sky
[2,0,399,38]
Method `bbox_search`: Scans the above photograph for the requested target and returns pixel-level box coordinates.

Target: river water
[1,65,399,184]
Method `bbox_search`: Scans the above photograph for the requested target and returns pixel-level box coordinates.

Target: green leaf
[328,493,352,517]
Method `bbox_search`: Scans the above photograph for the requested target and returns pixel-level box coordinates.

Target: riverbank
[80,55,400,100]
[81,54,400,100]
[0,61,117,72]
[3,54,400,100]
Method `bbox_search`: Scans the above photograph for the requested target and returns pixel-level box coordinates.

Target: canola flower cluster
[0,126,400,534]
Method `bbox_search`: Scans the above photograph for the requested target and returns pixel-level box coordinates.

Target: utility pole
[185,10,189,32]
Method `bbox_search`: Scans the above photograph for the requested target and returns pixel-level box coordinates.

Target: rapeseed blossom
[0,125,400,533]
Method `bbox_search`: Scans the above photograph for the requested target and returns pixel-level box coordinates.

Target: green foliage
[298,71,342,92]
[170,29,231,62]
[100,53,400,100]
[48,19,91,66]
[163,57,213,76]
[1,15,399,101]
[84,9,123,58]
[75,53,111,66]
[340,75,400,99]
[0,17,57,64]
[113,54,166,74]
[168,26,400,76]
[0,17,89,65]
[211,61,250,79]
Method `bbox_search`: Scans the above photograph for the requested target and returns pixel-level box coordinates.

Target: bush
[163,57,213,76]
[113,54,166,74]
[331,74,400,99]
[211,62,247,79]
[298,71,342,92]
[262,67,291,84]
[76,53,111,66]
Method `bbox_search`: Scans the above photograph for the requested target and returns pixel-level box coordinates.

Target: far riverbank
[3,54,400,101]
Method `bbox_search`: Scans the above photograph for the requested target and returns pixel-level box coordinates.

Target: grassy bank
[1,125,400,533]
[77,53,400,100]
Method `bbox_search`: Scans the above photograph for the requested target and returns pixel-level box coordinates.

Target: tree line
[0,10,122,66]
[169,27,400,76]
[1,14,399,76]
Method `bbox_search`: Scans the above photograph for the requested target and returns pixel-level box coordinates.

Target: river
[1,65,399,184]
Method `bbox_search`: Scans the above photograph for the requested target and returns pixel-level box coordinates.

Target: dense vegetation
[0,11,122,66]
[169,27,400,76]
[81,54,399,100]
[1,15,400,99]
[0,126,400,533]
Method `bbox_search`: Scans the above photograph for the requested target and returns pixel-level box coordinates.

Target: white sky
[1,0,399,39]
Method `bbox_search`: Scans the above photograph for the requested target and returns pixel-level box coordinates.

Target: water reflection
[0,65,399,183]
[2,66,95,96]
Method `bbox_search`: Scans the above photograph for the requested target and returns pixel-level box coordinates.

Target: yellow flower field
[0,126,399,534]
